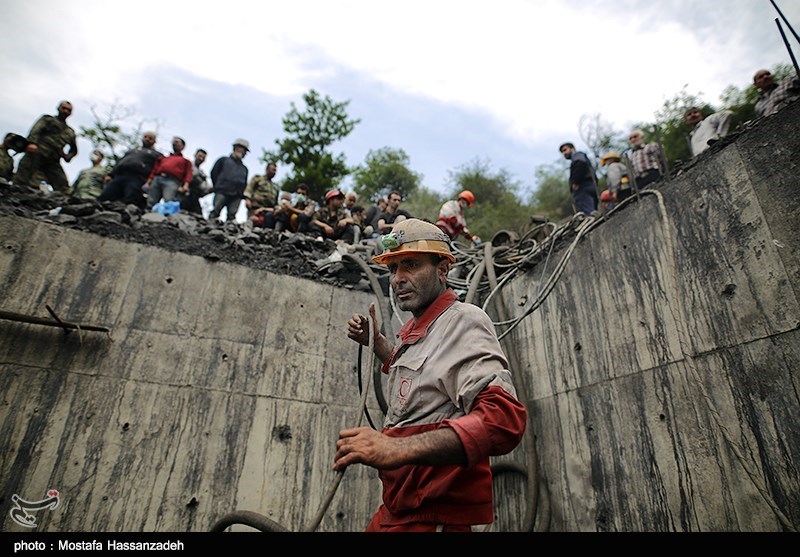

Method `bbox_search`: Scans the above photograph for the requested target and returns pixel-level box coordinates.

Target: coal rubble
[0,180,378,291]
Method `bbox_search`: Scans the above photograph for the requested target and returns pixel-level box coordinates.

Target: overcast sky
[1,0,798,202]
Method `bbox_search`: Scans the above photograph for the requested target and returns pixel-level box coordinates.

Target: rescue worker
[599,152,630,203]
[435,190,481,247]
[336,218,527,532]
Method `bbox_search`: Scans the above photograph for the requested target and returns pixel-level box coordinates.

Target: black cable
[357,343,378,430]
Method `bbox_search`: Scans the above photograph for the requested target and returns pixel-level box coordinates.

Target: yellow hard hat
[372,218,456,265]
[600,152,621,166]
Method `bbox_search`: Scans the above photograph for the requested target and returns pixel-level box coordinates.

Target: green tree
[262,89,360,201]
[446,158,533,241]
[79,102,162,165]
[530,161,572,221]
[351,147,422,203]
[578,113,627,161]
[400,185,444,224]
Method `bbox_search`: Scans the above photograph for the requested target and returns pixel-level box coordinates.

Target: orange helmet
[372,218,456,265]
[458,190,475,207]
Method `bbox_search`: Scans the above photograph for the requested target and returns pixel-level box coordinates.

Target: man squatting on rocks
[334,218,527,532]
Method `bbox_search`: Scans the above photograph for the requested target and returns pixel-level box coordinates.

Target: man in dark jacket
[209,139,250,222]
[559,142,598,216]
[98,131,163,209]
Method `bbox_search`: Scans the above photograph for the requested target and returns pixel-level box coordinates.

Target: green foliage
[631,63,794,168]
[78,102,161,164]
[446,158,533,240]
[351,147,422,203]
[262,89,360,202]
[578,113,627,160]
[400,186,444,224]
[530,161,573,221]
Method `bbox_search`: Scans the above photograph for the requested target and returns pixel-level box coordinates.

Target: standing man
[753,69,800,118]
[14,100,78,192]
[98,131,163,209]
[685,107,733,157]
[209,139,250,223]
[559,142,598,216]
[244,161,280,227]
[144,136,192,210]
[627,129,667,191]
[336,218,527,532]
[69,149,107,200]
[436,190,481,246]
[181,148,210,216]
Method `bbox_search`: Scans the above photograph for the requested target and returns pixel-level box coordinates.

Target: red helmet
[600,190,612,202]
[458,190,475,207]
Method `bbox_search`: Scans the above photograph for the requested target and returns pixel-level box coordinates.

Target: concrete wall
[1,102,798,533]
[0,224,386,532]
[494,101,800,531]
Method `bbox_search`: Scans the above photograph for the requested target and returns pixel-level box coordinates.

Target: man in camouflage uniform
[310,189,353,240]
[15,101,78,191]
[69,150,107,200]
[0,133,17,182]
[244,161,281,228]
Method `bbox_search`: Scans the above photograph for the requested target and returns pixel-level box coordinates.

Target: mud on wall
[495,101,800,531]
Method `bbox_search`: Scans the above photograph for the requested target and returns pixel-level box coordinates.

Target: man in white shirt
[685,107,733,158]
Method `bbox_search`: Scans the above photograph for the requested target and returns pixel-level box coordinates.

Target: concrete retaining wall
[1,102,798,532]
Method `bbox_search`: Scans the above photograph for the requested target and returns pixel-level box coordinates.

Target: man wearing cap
[599,152,631,203]
[144,136,193,210]
[336,218,527,532]
[209,139,250,222]
[436,190,480,247]
[310,188,352,240]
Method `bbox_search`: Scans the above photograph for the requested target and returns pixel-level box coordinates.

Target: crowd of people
[1,65,797,534]
[2,68,797,239]
[0,103,489,249]
[560,67,799,215]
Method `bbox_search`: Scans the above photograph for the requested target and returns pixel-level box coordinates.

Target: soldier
[310,189,352,240]
[0,133,19,182]
[69,150,107,200]
[244,161,280,228]
[14,101,78,192]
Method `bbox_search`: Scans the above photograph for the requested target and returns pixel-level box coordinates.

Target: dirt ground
[0,180,381,291]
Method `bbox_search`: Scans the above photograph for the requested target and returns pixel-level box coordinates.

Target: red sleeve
[442,385,527,467]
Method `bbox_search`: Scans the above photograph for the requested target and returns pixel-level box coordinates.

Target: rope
[303,310,375,532]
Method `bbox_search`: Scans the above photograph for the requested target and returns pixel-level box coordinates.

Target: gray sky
[1,0,798,202]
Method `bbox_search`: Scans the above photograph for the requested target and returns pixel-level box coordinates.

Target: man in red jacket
[336,218,527,532]
[144,136,193,210]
